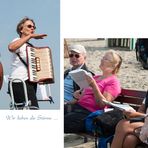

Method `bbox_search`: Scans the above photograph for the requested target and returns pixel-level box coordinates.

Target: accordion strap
[26,42,33,47]
[16,53,28,67]
[16,42,33,68]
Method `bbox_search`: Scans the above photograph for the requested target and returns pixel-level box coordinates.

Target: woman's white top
[9,37,29,81]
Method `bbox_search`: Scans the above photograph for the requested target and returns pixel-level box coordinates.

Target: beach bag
[85,110,104,134]
[93,109,124,137]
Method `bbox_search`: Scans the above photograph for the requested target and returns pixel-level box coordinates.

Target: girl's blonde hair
[107,50,122,74]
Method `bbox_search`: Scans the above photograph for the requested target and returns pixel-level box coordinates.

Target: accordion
[26,46,54,84]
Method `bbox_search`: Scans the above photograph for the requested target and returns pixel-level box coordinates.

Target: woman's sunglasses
[27,25,36,30]
[69,53,80,58]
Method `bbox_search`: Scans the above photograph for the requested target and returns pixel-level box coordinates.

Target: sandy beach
[64,38,148,91]
[64,39,148,148]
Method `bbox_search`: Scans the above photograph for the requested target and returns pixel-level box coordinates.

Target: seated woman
[64,50,122,133]
[111,95,148,148]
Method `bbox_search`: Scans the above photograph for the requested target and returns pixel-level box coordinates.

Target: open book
[103,99,135,111]
[69,69,92,89]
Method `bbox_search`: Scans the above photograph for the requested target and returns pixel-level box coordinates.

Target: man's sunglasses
[69,53,80,58]
[27,25,36,29]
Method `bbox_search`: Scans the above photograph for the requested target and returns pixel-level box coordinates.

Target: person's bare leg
[111,119,129,148]
[123,134,142,148]
[111,119,143,148]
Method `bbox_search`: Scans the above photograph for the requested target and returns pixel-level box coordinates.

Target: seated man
[0,55,3,90]
[64,44,94,102]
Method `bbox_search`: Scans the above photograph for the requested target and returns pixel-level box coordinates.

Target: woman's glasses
[27,25,36,29]
[69,53,80,58]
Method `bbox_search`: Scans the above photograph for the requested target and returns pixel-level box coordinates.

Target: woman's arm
[123,104,145,119]
[8,34,47,52]
[138,103,145,113]
[86,75,115,108]
[8,35,32,52]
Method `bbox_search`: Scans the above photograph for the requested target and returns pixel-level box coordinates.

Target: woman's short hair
[16,17,35,37]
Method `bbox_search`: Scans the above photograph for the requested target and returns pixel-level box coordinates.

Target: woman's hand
[85,74,95,87]
[73,90,83,100]
[31,34,47,39]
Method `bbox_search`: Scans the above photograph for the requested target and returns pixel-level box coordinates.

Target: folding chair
[9,78,39,110]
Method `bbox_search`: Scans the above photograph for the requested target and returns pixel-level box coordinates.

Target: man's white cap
[69,45,86,54]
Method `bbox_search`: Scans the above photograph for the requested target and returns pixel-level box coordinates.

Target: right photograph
[64,38,148,148]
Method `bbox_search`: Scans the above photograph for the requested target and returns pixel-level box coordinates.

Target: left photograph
[0,0,60,110]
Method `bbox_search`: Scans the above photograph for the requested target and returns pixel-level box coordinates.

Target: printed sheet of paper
[103,99,135,111]
[69,69,92,89]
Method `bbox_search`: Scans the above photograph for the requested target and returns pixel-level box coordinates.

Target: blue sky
[0,0,60,109]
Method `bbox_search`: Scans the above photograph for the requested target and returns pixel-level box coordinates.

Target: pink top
[78,75,121,112]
